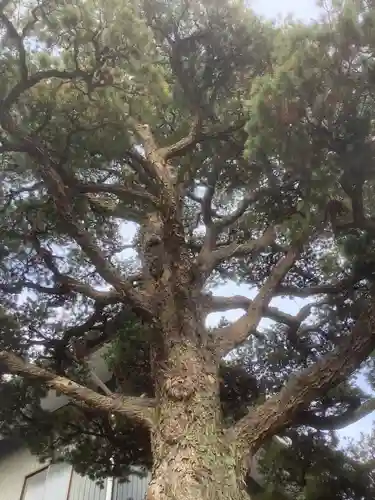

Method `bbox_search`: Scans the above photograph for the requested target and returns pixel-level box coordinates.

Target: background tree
[1,0,375,499]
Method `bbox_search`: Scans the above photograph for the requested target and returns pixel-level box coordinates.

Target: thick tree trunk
[147,339,250,500]
[139,212,250,499]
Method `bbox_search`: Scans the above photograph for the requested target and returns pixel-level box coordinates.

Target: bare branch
[0,350,155,428]
[231,298,375,456]
[216,240,304,357]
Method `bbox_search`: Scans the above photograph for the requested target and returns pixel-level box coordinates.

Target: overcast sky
[251,0,323,21]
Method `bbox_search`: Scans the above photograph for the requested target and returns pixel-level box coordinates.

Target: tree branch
[157,115,247,161]
[0,279,117,304]
[77,183,157,205]
[199,226,276,275]
[0,11,28,82]
[276,274,362,298]
[0,69,88,114]
[215,240,301,356]
[204,294,299,327]
[296,398,375,430]
[197,166,222,260]
[0,350,155,428]
[215,192,258,230]
[231,297,375,457]
[22,231,122,303]
[157,114,202,160]
[3,134,152,319]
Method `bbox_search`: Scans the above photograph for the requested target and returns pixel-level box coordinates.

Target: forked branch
[216,240,303,356]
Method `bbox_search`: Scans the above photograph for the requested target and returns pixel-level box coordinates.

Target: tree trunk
[147,338,250,500]
[140,211,250,500]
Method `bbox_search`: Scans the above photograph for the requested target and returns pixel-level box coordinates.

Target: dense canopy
[0,0,375,499]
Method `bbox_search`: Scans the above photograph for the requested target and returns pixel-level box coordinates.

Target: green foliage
[1,0,375,497]
[256,428,375,500]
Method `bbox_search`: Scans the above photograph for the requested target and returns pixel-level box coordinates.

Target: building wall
[0,446,42,500]
[0,441,270,500]
[0,443,150,500]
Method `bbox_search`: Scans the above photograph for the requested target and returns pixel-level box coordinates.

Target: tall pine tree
[0,1,375,499]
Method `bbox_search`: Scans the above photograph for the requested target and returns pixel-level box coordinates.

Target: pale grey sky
[251,0,322,21]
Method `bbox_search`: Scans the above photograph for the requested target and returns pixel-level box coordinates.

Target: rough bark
[148,338,250,500]
[141,211,251,499]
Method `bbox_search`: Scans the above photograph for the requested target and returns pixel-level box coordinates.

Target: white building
[0,345,151,500]
[0,438,149,500]
[0,344,271,500]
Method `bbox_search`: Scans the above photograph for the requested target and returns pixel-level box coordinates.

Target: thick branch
[0,350,155,428]
[198,166,222,258]
[231,298,375,456]
[158,116,247,161]
[157,115,202,160]
[216,241,301,356]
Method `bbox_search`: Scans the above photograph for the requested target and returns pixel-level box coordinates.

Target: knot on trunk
[165,375,195,400]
